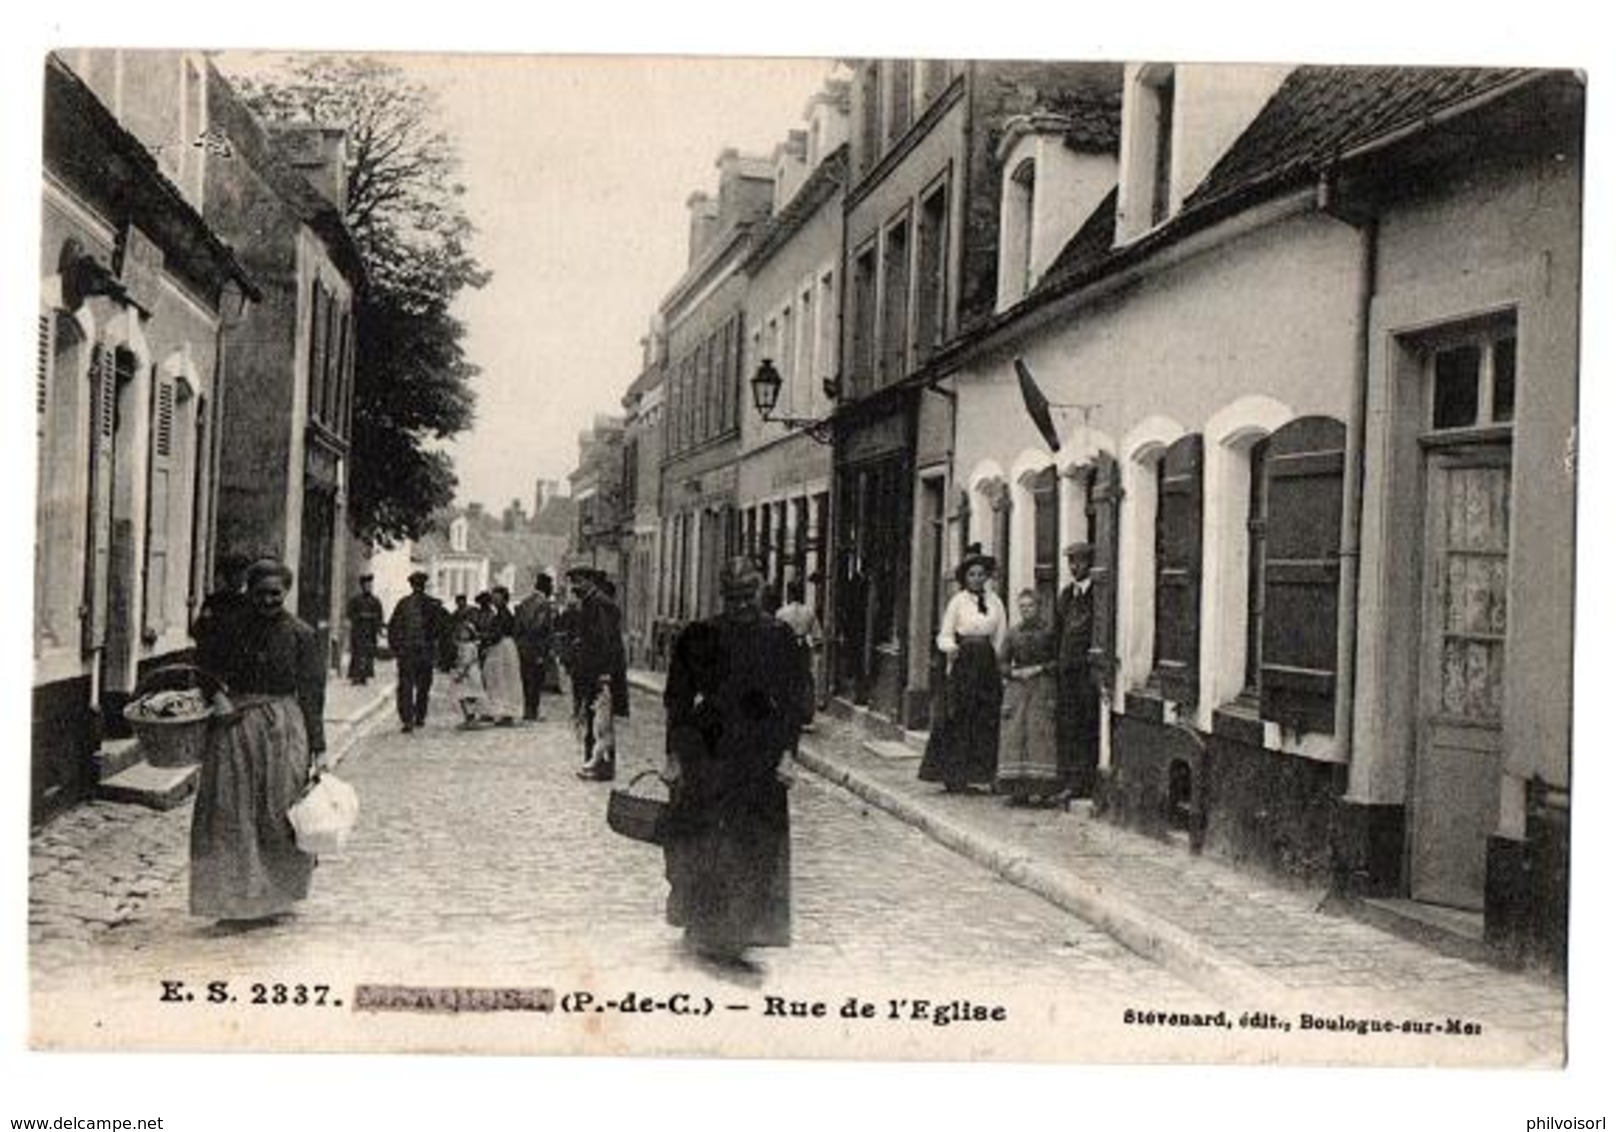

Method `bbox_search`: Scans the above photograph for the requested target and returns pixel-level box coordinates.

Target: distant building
[621,325,666,667]
[566,415,627,585]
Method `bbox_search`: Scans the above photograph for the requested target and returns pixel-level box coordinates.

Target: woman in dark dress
[662,556,810,967]
[190,559,325,926]
[918,550,1008,792]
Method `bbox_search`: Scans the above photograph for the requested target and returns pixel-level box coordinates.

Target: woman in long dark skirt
[190,559,325,927]
[919,550,1008,792]
[662,556,811,968]
[997,588,1062,804]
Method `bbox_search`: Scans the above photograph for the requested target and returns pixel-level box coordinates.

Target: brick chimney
[687,191,720,265]
[269,123,350,211]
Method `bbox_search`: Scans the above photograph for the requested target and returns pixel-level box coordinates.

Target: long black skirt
[918,637,1002,789]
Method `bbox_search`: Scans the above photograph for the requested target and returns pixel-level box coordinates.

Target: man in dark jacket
[345,574,384,685]
[1054,542,1100,798]
[513,572,556,722]
[567,568,629,781]
[388,570,446,732]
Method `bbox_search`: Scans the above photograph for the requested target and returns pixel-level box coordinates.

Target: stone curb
[628,669,1281,1004]
[789,738,1288,1008]
[324,682,398,770]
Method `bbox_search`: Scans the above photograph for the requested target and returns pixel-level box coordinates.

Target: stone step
[861,738,921,762]
[94,737,144,783]
[98,760,199,811]
[902,728,930,754]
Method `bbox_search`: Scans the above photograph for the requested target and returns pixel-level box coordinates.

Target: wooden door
[1411,445,1510,909]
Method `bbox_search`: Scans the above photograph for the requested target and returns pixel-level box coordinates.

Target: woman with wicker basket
[189,559,326,928]
[661,556,811,970]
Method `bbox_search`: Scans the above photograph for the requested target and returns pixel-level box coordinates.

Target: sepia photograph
[6,2,1610,1127]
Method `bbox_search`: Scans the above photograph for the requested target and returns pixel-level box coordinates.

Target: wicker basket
[606,770,671,845]
[124,710,212,767]
[124,664,215,768]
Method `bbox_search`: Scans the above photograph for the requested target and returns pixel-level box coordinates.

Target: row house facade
[35,53,259,821]
[736,82,849,631]
[930,65,1581,965]
[202,63,365,669]
[620,337,665,668]
[568,60,1579,965]
[654,149,774,636]
[833,58,1122,728]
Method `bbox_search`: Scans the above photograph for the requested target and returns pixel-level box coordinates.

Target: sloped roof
[206,61,367,288]
[1030,65,1548,305]
[44,54,260,301]
[1183,65,1533,212]
[916,65,1564,382]
[744,144,850,273]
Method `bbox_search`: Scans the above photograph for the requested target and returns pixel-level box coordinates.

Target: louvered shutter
[82,345,117,654]
[1155,434,1204,705]
[1087,452,1122,693]
[1259,416,1347,733]
[1032,466,1059,614]
[144,374,175,637]
[37,312,54,428]
[35,313,56,653]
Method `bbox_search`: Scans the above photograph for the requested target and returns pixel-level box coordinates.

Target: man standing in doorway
[345,574,384,686]
[388,570,446,733]
[1055,543,1100,799]
[514,572,556,722]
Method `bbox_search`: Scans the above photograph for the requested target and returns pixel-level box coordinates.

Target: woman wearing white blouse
[919,549,1008,792]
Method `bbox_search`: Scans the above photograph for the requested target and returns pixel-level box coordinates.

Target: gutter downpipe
[1315,166,1376,771]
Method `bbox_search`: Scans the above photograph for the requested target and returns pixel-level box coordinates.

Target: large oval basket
[123,709,211,768]
[124,664,215,768]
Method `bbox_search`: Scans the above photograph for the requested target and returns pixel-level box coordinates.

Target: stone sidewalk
[629,667,1567,1063]
[29,673,395,946]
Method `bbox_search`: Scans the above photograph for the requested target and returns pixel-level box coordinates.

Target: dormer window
[1118,63,1180,242]
[994,110,1116,313]
[1005,158,1037,302]
[1147,67,1176,226]
[450,517,468,553]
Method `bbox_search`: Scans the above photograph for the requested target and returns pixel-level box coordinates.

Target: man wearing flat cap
[388,570,447,732]
[1054,542,1100,798]
[564,567,629,781]
[345,574,384,686]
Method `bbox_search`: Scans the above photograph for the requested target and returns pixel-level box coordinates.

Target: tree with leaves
[228,55,489,546]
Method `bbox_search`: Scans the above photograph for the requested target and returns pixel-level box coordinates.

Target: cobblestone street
[30,686,1206,1057]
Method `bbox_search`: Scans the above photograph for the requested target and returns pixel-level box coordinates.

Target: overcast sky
[228,51,836,514]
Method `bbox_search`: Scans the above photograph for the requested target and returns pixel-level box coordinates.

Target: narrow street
[30,686,1203,1057]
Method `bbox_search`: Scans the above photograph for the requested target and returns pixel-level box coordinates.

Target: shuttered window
[1031,466,1059,615]
[990,481,1011,590]
[82,345,120,654]
[1153,434,1204,705]
[37,312,53,421]
[1087,453,1122,693]
[144,375,175,637]
[35,313,56,653]
[1259,416,1347,733]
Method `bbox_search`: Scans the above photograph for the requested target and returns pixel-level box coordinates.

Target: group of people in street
[176,545,815,977]
[377,571,560,733]
[919,541,1100,807]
